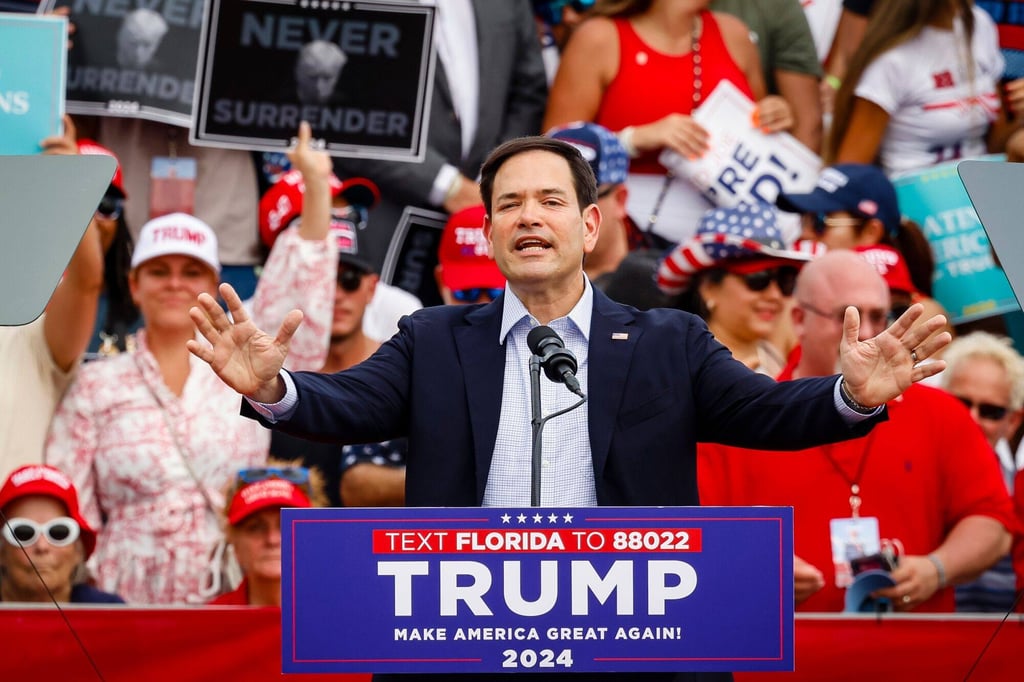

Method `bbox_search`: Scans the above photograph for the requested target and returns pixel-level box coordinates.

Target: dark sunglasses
[452,287,504,303]
[96,195,124,221]
[800,301,890,328]
[813,214,864,235]
[337,267,368,292]
[955,396,1010,421]
[237,466,310,486]
[729,266,798,296]
[2,517,80,548]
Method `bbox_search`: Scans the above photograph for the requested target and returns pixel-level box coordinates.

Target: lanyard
[819,431,878,518]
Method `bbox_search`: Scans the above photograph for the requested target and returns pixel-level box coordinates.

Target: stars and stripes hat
[656,202,815,296]
[546,121,628,186]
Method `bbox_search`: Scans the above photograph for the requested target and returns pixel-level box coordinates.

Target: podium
[0,154,115,325]
[282,506,794,675]
[959,159,1024,310]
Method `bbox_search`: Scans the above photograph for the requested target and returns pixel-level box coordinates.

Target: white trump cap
[131,212,220,273]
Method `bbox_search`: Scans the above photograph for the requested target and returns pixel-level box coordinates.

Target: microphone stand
[530,355,543,507]
[530,355,587,507]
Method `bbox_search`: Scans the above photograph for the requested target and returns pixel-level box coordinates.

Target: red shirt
[208,579,249,606]
[595,11,755,175]
[1013,469,1024,610]
[699,353,1016,612]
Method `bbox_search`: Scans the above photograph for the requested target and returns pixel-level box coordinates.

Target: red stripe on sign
[371,528,703,553]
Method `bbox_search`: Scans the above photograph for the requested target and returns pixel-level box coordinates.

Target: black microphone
[527,325,584,397]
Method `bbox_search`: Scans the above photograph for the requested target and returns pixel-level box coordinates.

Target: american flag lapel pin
[611,332,629,341]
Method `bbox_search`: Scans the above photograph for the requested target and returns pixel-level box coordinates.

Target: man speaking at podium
[189,136,949,680]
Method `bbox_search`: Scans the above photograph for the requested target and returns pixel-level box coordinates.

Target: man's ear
[609,184,629,220]
[365,273,380,299]
[791,302,807,337]
[582,203,601,254]
[482,213,493,257]
[1007,407,1024,440]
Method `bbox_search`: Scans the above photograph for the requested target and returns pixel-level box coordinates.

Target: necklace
[645,12,703,234]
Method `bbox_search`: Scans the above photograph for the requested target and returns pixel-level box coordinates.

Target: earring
[706,300,716,312]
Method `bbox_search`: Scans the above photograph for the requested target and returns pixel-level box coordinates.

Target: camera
[850,551,898,576]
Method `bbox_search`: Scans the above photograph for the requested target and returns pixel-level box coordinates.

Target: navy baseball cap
[777,163,901,237]
[546,121,628,186]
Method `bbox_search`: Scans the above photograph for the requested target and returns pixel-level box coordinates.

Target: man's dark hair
[479,136,597,217]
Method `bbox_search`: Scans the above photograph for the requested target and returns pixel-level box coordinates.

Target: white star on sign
[501,514,511,524]
[563,513,574,523]
[548,513,558,523]
[517,514,527,523]
[533,513,543,523]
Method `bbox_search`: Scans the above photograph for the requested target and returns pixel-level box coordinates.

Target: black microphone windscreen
[527,325,560,356]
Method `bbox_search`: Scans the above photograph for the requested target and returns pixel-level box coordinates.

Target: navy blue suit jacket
[246,289,882,507]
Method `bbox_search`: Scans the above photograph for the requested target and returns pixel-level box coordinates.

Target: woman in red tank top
[543,0,795,244]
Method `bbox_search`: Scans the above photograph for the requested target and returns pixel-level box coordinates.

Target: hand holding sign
[40,114,77,156]
[659,80,821,243]
[633,113,709,160]
[752,95,794,134]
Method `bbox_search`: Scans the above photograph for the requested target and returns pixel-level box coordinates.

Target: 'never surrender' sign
[283,506,794,674]
[41,0,204,127]
[191,0,435,161]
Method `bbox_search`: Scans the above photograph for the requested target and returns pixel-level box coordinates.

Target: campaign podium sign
[283,506,794,674]
[0,13,66,155]
[191,0,436,161]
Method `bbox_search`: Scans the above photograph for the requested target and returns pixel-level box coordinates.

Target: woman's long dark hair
[891,219,937,297]
[102,214,140,347]
[827,0,975,162]
[673,268,727,319]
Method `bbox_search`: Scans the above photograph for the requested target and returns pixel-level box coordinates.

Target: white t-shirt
[801,0,843,64]
[363,283,423,343]
[854,7,1005,178]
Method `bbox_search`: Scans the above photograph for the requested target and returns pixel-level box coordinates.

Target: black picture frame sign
[41,0,204,127]
[191,0,436,161]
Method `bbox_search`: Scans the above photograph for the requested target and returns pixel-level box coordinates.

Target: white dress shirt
[482,280,596,506]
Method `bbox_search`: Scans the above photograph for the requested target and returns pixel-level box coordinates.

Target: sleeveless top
[596,11,755,174]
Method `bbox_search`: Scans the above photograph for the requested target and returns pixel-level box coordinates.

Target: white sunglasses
[2,517,81,548]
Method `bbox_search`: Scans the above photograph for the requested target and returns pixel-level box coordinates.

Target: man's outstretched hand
[187,283,303,403]
[839,302,951,407]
